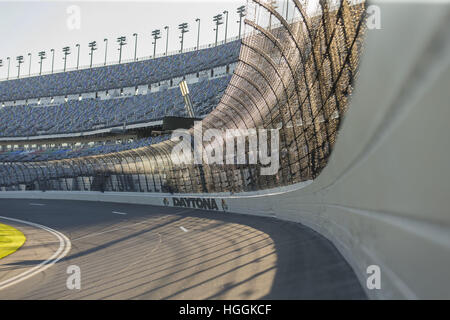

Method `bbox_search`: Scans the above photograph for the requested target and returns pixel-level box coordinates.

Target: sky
[0,0,249,79]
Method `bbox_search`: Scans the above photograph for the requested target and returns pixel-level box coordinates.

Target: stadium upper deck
[0,40,240,102]
[0,75,231,137]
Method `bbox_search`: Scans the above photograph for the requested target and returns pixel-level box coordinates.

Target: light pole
[195,18,200,50]
[223,10,228,43]
[16,56,24,78]
[50,49,55,74]
[38,51,46,75]
[62,46,71,72]
[237,5,246,39]
[103,39,108,65]
[133,33,138,61]
[6,57,10,80]
[285,0,289,19]
[28,53,32,76]
[76,44,80,69]
[178,23,189,53]
[213,14,223,47]
[117,36,126,64]
[164,26,169,55]
[0,60,2,79]
[88,41,97,68]
[151,29,161,58]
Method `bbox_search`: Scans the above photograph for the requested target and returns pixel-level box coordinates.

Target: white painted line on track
[180,226,188,233]
[112,211,127,215]
[29,203,45,206]
[0,215,71,291]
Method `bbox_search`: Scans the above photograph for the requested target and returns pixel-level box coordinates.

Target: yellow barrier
[0,223,26,259]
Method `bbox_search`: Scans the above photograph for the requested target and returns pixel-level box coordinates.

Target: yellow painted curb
[0,223,26,260]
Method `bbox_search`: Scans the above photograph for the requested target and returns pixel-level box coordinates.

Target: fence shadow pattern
[0,0,366,194]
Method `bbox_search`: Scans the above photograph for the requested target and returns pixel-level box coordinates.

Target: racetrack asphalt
[0,198,367,300]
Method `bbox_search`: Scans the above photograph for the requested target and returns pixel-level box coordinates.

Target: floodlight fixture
[117,36,127,64]
[178,23,189,53]
[16,55,24,78]
[38,51,46,75]
[152,29,161,57]
[62,46,71,72]
[213,14,224,47]
[88,41,97,68]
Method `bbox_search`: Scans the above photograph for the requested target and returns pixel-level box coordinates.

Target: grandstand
[0,75,232,137]
[0,38,239,169]
[0,1,364,193]
[0,40,240,102]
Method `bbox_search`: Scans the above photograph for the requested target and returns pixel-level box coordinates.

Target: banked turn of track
[0,199,366,299]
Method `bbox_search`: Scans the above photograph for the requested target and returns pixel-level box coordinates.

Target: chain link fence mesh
[1,0,367,194]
